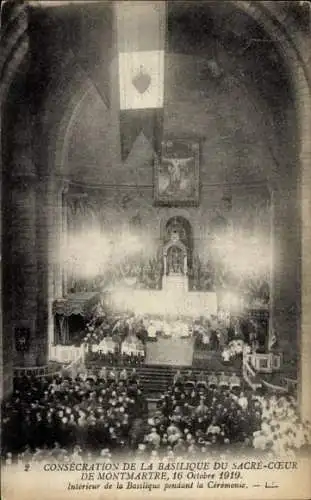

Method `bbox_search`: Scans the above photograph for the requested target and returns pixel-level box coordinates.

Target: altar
[105,224,218,317]
[162,228,189,292]
[106,287,217,317]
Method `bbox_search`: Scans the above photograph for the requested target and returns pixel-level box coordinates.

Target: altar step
[134,365,243,394]
[84,362,243,394]
[138,365,174,393]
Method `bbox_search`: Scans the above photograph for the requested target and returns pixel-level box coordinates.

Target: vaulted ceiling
[4,1,296,187]
[64,1,294,186]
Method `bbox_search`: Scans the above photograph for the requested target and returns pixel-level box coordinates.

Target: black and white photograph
[1,1,311,499]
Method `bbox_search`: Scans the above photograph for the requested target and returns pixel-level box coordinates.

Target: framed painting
[154,139,200,205]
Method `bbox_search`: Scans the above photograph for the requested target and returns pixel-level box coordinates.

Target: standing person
[210,330,219,351]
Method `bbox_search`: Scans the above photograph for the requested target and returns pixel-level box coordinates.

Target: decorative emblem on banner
[118,50,164,110]
[15,326,30,352]
[132,66,151,94]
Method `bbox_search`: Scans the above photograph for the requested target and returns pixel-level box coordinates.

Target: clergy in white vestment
[147,321,157,339]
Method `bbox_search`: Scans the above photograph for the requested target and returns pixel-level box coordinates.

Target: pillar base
[13,365,48,377]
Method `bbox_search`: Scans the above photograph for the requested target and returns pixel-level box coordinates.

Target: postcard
[1,1,311,500]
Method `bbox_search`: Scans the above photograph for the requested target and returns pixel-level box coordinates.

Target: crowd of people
[54,295,269,378]
[252,394,311,455]
[1,369,147,462]
[140,378,261,455]
[76,312,146,366]
[141,378,310,458]
[2,366,310,464]
[85,349,146,367]
[80,309,265,360]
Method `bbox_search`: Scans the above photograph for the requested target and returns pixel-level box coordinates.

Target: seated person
[185,370,196,383]
[197,371,207,385]
[173,370,184,386]
[206,418,221,438]
[208,373,218,388]
[147,321,157,341]
[194,398,208,417]
[238,391,248,411]
[162,321,171,337]
[219,372,229,388]
[119,368,128,381]
[229,372,241,389]
[146,427,161,449]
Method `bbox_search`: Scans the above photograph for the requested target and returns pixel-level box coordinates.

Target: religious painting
[154,139,200,205]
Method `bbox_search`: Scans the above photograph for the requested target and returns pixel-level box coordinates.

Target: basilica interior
[1,0,311,464]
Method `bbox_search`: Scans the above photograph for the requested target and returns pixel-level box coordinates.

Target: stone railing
[243,352,298,394]
[242,356,262,390]
[261,378,288,393]
[49,344,86,364]
[284,377,298,393]
[245,351,282,373]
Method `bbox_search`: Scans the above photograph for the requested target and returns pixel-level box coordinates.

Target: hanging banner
[115,1,166,160]
[118,50,164,110]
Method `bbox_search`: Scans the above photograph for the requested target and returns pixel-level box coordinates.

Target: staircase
[84,362,243,395]
[138,365,174,393]
[138,365,244,394]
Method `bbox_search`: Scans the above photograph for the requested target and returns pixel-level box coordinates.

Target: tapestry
[154,139,200,205]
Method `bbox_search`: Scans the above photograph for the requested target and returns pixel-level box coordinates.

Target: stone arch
[159,209,197,239]
[165,215,192,241]
[232,2,311,420]
[40,61,100,180]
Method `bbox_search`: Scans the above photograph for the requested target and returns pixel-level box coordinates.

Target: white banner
[118,50,164,110]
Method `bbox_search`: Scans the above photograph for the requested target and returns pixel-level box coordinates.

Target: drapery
[115,1,166,160]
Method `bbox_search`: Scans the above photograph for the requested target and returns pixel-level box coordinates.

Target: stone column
[0,0,29,398]
[52,178,69,299]
[53,179,64,300]
[268,188,275,350]
[11,174,40,368]
[299,82,311,422]
[36,177,52,364]
[8,111,49,371]
[62,182,69,297]
[270,181,300,368]
[47,178,69,350]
